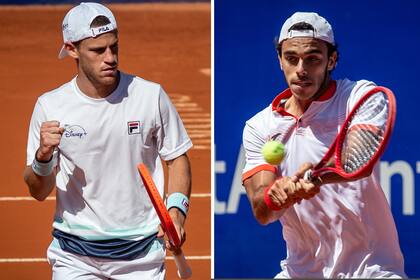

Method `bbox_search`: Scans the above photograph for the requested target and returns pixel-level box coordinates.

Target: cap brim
[58,45,68,59]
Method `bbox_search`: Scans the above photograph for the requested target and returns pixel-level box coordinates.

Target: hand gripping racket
[304,86,396,182]
[137,163,192,279]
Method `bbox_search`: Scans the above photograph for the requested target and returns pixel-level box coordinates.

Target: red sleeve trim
[242,164,278,182]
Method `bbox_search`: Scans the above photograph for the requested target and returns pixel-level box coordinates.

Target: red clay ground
[0,3,210,279]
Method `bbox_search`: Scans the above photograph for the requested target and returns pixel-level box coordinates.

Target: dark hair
[275,22,339,63]
[90,15,111,28]
[72,16,116,48]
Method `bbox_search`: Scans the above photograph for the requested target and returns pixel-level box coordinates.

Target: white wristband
[167,192,189,217]
[32,157,54,176]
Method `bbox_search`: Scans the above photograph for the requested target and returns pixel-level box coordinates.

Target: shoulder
[123,72,163,94]
[243,104,275,142]
[245,105,273,128]
[336,78,377,97]
[37,80,73,103]
[35,80,75,113]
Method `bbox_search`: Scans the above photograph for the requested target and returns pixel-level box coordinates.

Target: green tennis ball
[262,140,285,165]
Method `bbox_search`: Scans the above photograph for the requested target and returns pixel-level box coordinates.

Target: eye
[111,43,119,53]
[285,56,298,64]
[92,47,106,54]
[307,56,321,63]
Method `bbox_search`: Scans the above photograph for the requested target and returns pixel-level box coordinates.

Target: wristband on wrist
[167,192,189,217]
[264,184,282,211]
[32,157,54,176]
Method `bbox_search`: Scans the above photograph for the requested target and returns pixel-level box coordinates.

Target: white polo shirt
[26,72,192,241]
[242,79,406,278]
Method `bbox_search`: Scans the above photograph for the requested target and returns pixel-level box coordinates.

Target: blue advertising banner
[215,0,419,278]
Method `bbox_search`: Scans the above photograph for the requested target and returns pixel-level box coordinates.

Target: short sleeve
[155,87,193,161]
[347,80,390,128]
[26,100,58,166]
[242,110,278,182]
[347,80,377,114]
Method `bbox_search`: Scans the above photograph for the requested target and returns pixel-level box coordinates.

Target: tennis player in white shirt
[24,3,192,279]
[242,12,406,278]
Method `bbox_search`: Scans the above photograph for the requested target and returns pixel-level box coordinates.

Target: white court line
[172,103,199,108]
[0,256,211,263]
[184,124,211,129]
[181,118,210,123]
[199,68,211,76]
[192,145,210,150]
[180,113,210,117]
[0,193,210,201]
[176,107,203,112]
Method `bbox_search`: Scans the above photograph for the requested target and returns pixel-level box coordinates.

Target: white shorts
[47,238,166,280]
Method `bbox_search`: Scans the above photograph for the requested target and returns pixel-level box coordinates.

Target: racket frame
[311,86,396,179]
[137,163,192,279]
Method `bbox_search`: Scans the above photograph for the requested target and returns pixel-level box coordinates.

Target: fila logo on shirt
[127,121,141,135]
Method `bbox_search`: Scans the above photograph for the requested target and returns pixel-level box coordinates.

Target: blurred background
[215,0,420,278]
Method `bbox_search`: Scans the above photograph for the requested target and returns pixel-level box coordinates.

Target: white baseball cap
[278,12,334,45]
[58,2,117,59]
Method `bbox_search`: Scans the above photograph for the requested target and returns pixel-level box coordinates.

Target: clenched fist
[36,121,65,162]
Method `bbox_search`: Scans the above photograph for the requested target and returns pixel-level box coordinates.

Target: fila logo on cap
[128,121,141,135]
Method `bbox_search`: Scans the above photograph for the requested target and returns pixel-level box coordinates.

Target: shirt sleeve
[347,80,377,114]
[26,99,59,166]
[242,110,278,182]
[347,80,389,129]
[155,87,193,161]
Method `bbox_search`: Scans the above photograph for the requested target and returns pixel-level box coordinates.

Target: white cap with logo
[278,12,334,45]
[58,2,117,59]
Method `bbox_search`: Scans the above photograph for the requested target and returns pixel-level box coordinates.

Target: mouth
[292,80,312,87]
[102,67,117,76]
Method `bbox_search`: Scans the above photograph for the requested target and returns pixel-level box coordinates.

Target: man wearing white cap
[242,12,406,278]
[23,2,192,279]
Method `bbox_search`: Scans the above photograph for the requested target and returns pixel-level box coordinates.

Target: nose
[104,47,117,65]
[296,59,307,77]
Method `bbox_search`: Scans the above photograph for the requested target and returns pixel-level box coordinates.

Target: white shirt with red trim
[26,72,192,241]
[242,79,406,278]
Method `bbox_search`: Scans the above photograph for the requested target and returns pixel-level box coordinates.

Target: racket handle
[173,249,192,279]
[303,169,313,181]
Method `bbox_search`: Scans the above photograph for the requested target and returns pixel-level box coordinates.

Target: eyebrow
[283,49,324,56]
[89,40,119,50]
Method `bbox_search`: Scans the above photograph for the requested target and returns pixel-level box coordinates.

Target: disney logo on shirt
[63,124,88,139]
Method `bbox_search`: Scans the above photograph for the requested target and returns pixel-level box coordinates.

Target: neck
[76,71,120,99]
[286,77,332,117]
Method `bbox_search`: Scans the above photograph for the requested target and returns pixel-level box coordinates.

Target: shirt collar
[271,80,337,115]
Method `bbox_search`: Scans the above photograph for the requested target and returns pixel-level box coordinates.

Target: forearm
[244,171,286,225]
[166,154,192,222]
[23,166,56,201]
[249,184,287,225]
[167,154,192,197]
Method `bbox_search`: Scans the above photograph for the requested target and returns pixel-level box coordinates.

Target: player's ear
[65,42,79,59]
[327,51,338,71]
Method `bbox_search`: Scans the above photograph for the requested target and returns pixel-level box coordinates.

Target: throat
[76,72,120,99]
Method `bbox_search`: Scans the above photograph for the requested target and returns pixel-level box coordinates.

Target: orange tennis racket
[137,163,192,279]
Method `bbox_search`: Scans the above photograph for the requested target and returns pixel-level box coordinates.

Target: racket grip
[173,249,192,279]
[303,169,313,181]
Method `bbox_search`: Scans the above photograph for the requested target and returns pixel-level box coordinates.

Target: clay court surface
[0,3,210,279]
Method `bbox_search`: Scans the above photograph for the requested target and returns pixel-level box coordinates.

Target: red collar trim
[271,81,337,115]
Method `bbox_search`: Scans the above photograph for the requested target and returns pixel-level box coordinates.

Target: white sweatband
[32,157,54,176]
[167,192,190,217]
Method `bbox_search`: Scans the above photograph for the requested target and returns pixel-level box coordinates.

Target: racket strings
[341,92,389,173]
